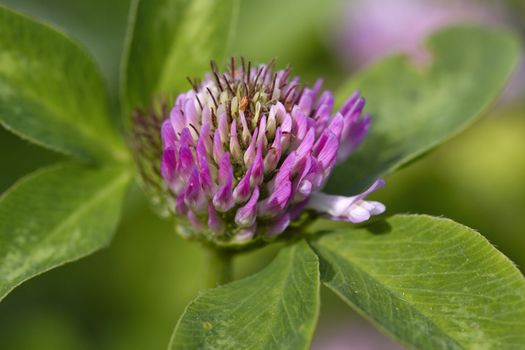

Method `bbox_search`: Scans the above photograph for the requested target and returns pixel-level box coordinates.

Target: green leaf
[0,164,131,301]
[121,0,239,119]
[327,26,521,194]
[170,241,320,349]
[309,215,525,349]
[0,5,126,162]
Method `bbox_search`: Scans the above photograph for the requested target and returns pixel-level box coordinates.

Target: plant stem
[206,248,234,288]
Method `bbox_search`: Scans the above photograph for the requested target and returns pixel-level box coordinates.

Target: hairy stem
[206,248,234,288]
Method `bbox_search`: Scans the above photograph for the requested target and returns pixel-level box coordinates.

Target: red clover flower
[136,58,385,246]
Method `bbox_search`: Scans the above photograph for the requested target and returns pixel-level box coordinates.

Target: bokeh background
[0,0,523,349]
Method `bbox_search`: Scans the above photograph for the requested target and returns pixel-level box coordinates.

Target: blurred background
[0,0,523,349]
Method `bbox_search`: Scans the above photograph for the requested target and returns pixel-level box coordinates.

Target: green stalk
[206,248,234,288]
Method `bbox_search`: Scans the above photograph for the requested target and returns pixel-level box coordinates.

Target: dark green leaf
[0,5,126,161]
[170,241,320,349]
[327,26,521,194]
[121,0,239,119]
[310,215,525,349]
[0,164,131,301]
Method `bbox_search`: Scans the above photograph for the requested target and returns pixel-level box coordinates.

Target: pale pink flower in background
[333,0,524,104]
[313,316,405,350]
[335,0,503,67]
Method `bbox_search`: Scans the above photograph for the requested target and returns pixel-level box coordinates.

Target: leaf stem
[206,248,234,288]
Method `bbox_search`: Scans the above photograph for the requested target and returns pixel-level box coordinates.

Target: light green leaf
[170,241,320,349]
[0,164,131,301]
[121,0,239,119]
[0,5,126,162]
[309,215,525,349]
[327,26,521,194]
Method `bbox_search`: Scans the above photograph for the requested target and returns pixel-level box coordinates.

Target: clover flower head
[139,58,385,246]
